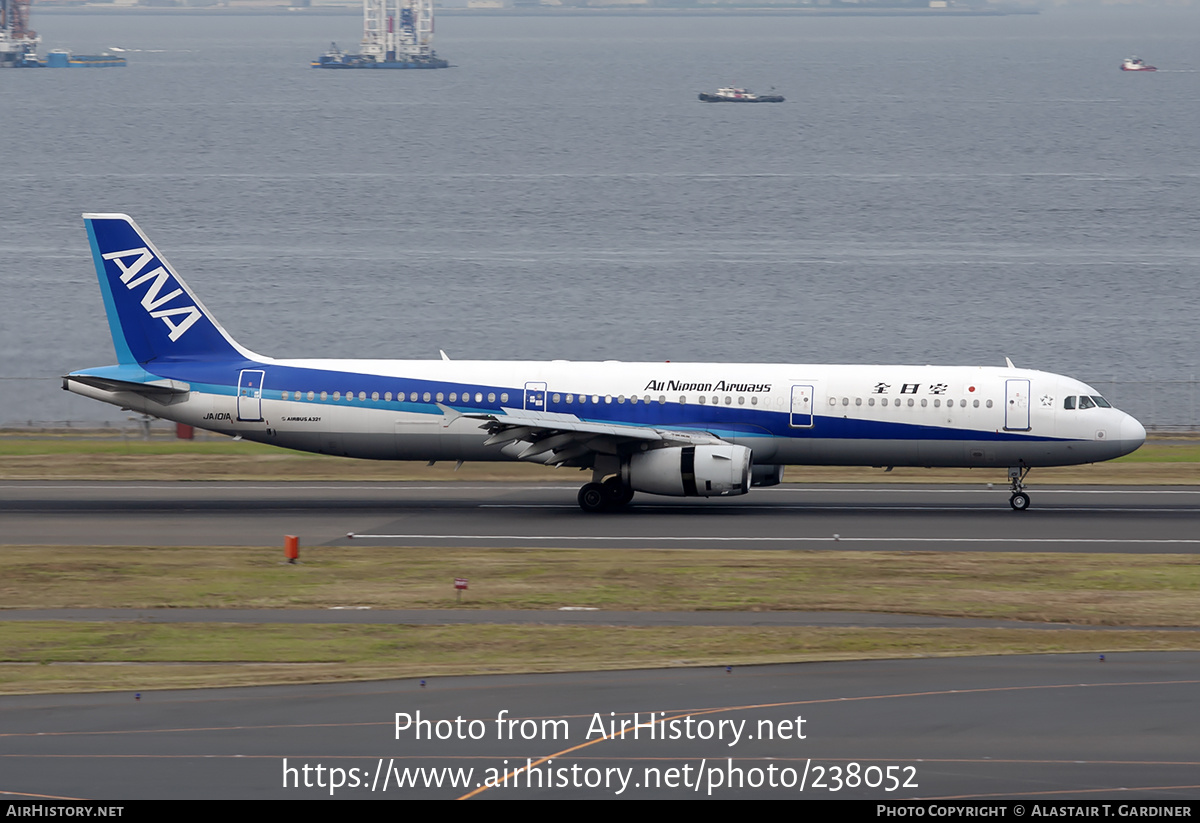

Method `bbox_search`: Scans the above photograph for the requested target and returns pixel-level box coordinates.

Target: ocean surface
[2,8,1198,426]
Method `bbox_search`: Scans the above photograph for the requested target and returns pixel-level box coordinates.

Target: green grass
[1,623,1194,694]
[3,545,1199,625]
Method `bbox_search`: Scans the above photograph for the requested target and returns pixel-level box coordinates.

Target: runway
[1,481,1198,552]
[2,654,1198,800]
[3,481,1198,799]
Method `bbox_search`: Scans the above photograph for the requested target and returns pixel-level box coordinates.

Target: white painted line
[346,534,1200,545]
[479,505,1200,513]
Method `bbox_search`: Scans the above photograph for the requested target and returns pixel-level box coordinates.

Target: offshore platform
[0,0,39,67]
[312,0,448,69]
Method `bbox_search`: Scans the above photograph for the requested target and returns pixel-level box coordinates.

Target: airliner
[64,214,1147,512]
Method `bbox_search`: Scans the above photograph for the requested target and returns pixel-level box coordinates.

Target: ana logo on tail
[102,247,203,342]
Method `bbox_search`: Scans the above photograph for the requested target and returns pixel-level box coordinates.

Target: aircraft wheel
[1009,492,1030,512]
[578,483,609,513]
[603,477,634,508]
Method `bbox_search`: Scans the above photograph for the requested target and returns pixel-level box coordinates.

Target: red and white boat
[1120,56,1157,72]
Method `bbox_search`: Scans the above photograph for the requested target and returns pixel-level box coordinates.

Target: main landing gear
[578,476,634,513]
[1008,465,1031,511]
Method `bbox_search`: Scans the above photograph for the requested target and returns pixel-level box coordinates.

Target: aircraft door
[1004,379,1030,431]
[789,384,814,428]
[237,369,265,422]
[524,382,547,412]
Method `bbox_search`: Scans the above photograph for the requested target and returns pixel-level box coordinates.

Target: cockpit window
[1091,396,1112,408]
[1077,396,1096,410]
[1063,396,1076,410]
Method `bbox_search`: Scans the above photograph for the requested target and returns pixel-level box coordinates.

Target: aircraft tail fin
[83,213,254,365]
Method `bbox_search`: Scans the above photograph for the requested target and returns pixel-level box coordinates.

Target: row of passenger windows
[280,390,511,404]
[1064,395,1112,410]
[276,390,997,410]
[830,397,993,409]
[551,393,770,406]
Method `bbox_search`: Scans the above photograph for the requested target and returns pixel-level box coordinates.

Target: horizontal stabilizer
[63,374,191,398]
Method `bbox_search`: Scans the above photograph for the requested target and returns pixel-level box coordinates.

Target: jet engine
[625,444,751,497]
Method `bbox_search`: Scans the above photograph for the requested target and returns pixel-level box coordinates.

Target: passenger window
[321,391,328,401]
[921,399,928,407]
[907,399,914,407]
[933,399,940,408]
[842,398,849,406]
[552,393,561,404]
[566,394,573,404]
[986,400,993,408]
[307,391,315,401]
[605,396,613,404]
[699,396,706,405]
[385,392,392,401]
[333,391,341,400]
[436,392,444,402]
[1064,396,1076,410]
[1078,396,1096,410]
[501,393,509,403]
[488,393,496,403]
[475,392,483,403]
[679,396,686,405]
[618,396,625,404]
[739,396,746,406]
[423,392,431,402]
[360,391,366,401]
[659,396,666,405]
[751,397,758,406]
[449,393,457,403]
[854,398,861,406]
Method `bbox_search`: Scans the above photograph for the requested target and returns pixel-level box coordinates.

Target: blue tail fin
[84,213,254,365]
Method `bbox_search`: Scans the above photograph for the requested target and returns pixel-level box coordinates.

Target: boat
[1120,56,1157,72]
[698,87,784,103]
[312,0,449,70]
[312,43,447,70]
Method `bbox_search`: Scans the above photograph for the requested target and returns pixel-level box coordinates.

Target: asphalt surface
[3,481,1198,800]
[2,654,1198,800]
[1,481,1198,552]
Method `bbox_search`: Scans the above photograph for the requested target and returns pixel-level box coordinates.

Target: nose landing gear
[1008,465,1031,511]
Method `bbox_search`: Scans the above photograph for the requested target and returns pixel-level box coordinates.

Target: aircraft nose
[1119,413,1147,453]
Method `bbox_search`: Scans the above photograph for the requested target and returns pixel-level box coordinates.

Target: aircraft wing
[456,407,726,466]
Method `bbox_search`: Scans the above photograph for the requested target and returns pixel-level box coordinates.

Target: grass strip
[0,623,1196,694]
[3,547,1199,627]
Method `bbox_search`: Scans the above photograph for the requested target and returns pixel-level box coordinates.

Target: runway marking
[479,504,1200,512]
[0,789,87,800]
[930,784,1200,800]
[458,678,1200,800]
[349,533,1200,545]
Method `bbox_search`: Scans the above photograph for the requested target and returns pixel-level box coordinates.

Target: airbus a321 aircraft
[64,214,1147,512]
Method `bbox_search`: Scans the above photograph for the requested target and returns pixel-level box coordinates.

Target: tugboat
[1120,56,1157,72]
[698,87,785,103]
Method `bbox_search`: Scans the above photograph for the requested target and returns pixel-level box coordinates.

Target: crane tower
[0,0,40,67]
[313,0,448,69]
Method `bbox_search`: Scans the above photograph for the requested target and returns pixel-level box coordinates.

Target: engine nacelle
[625,444,752,497]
